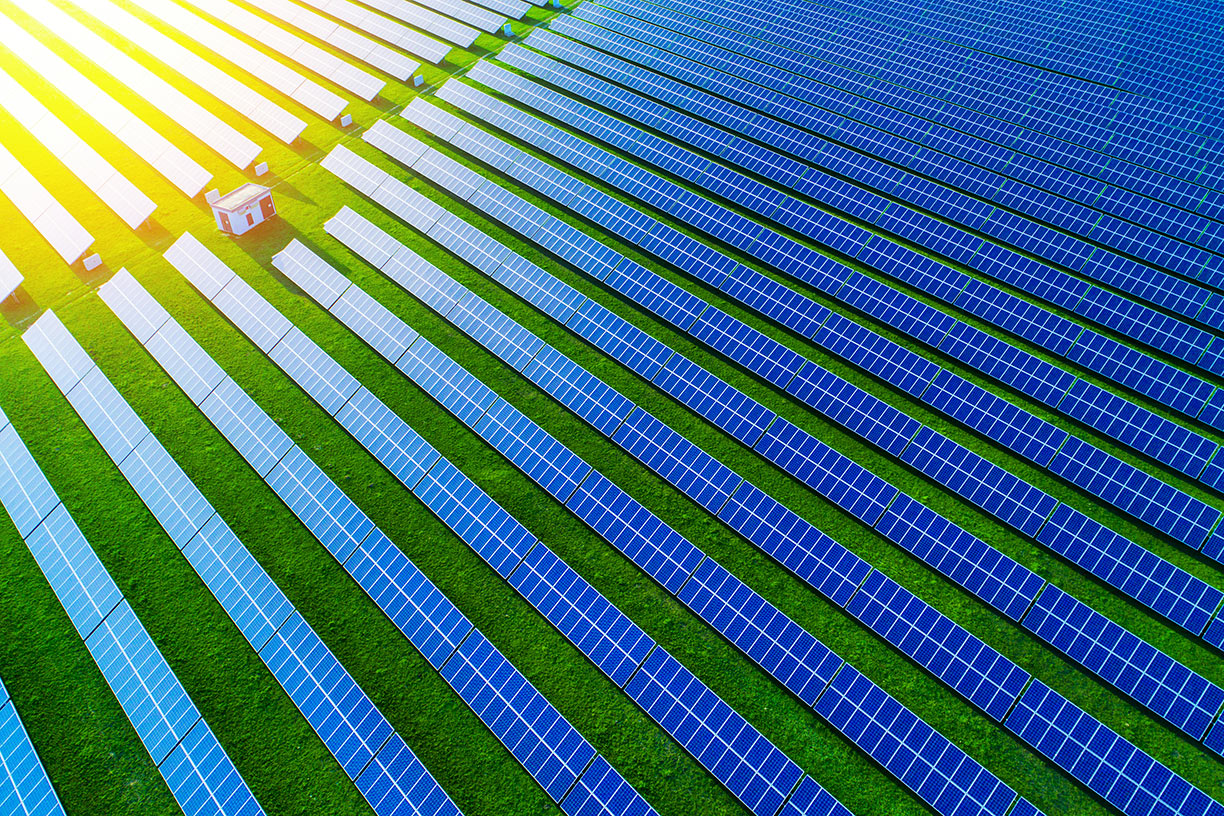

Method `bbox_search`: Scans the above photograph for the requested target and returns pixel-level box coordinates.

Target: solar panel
[0,12,209,195]
[114,263,657,816]
[0,401,264,816]
[238,0,419,80]
[0,250,21,302]
[0,679,67,816]
[0,142,93,264]
[8,0,261,168]
[1006,681,1224,816]
[0,65,155,228]
[70,0,307,142]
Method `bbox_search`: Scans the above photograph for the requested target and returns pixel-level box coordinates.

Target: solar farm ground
[0,1,1222,815]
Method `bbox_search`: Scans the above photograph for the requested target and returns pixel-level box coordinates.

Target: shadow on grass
[1,288,41,331]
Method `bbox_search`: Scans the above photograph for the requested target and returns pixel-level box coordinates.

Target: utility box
[211,183,276,236]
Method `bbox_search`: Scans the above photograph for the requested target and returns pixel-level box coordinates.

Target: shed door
[219,212,231,233]
[260,196,275,220]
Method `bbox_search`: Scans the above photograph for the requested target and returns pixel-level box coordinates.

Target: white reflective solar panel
[0,67,155,228]
[0,250,21,301]
[354,0,479,47]
[0,144,93,264]
[0,35,216,199]
[67,0,306,143]
[8,0,260,169]
[128,0,349,119]
[289,0,451,64]
[240,0,418,81]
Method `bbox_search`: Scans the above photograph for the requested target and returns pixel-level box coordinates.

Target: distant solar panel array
[0,676,65,816]
[0,251,22,302]
[317,134,1224,816]
[294,187,1046,816]
[0,390,264,816]
[99,257,660,816]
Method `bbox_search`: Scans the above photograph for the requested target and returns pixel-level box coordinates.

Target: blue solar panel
[603,260,708,331]
[624,647,804,816]
[258,611,394,779]
[937,323,1074,408]
[838,272,956,348]
[267,446,373,564]
[923,370,1067,466]
[1022,585,1224,739]
[198,378,294,479]
[396,338,498,429]
[414,457,538,579]
[476,398,593,502]
[717,482,870,607]
[785,363,920,456]
[901,426,1057,536]
[508,544,654,688]
[650,353,776,447]
[23,504,122,641]
[612,409,743,512]
[847,571,1029,720]
[566,299,675,381]
[346,530,473,670]
[336,387,442,492]
[1058,379,1216,477]
[353,734,462,816]
[566,471,704,593]
[65,366,149,464]
[810,313,939,399]
[718,264,830,339]
[0,681,66,816]
[0,423,59,539]
[159,719,264,816]
[117,434,214,550]
[1047,436,1218,548]
[269,328,362,418]
[332,284,421,366]
[689,305,806,388]
[449,295,546,373]
[816,663,1019,816]
[492,253,589,325]
[875,494,1043,621]
[441,630,595,801]
[677,556,843,705]
[1006,681,1224,816]
[1067,330,1213,416]
[755,417,898,524]
[558,755,656,816]
[775,776,854,816]
[523,344,635,437]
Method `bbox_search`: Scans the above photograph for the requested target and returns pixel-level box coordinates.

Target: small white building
[210,183,276,236]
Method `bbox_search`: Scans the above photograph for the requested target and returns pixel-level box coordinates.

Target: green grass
[0,1,1222,815]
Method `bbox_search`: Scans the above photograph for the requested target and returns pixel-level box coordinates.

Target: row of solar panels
[162,231,859,816]
[0,675,65,816]
[320,124,1224,806]
[0,400,264,816]
[273,206,1041,816]
[319,125,1224,816]
[327,129,1224,766]
[498,24,1224,453]
[741,0,1223,107]
[593,0,1223,198]
[0,64,156,229]
[1,250,24,303]
[603,0,1222,187]
[0,141,93,266]
[510,29,1224,375]
[394,83,1224,655]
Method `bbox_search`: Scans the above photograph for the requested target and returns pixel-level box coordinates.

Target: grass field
[1,1,1222,815]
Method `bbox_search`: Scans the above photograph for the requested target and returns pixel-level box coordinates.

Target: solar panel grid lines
[526,19,1224,361]
[0,384,266,816]
[0,678,67,816]
[0,65,156,229]
[0,142,94,265]
[0,9,212,198]
[563,2,1222,239]
[7,0,261,168]
[124,0,350,120]
[151,238,663,816]
[381,99,1222,649]
[1004,680,1224,816]
[67,0,308,143]
[288,0,449,66]
[357,0,482,48]
[282,237,866,816]
[347,112,1224,783]
[461,54,1224,460]
[410,83,1224,574]
[237,0,419,82]
[313,207,1045,816]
